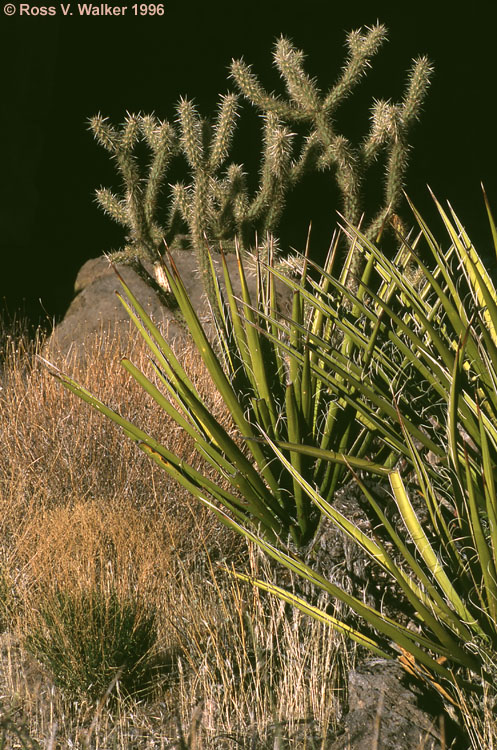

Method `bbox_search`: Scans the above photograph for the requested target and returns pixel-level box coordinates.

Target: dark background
[1,1,496,332]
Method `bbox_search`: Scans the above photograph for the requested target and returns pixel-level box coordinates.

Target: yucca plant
[215,190,497,730]
[44,189,497,736]
[43,237,399,549]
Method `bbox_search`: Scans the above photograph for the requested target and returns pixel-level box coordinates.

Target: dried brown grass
[0,320,351,748]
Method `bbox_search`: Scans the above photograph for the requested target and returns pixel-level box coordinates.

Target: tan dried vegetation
[0,319,351,748]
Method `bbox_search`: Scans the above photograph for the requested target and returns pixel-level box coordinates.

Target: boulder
[44,250,292,362]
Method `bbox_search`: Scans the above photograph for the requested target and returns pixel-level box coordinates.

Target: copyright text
[3,3,165,15]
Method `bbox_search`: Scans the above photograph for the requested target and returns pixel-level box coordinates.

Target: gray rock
[44,250,292,362]
[329,658,461,750]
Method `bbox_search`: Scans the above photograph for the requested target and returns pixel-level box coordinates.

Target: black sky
[1,1,496,330]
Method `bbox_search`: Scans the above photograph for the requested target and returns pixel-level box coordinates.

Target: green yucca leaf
[483,184,497,261]
[285,383,305,529]
[222,195,497,697]
[406,203,495,387]
[115,272,284,510]
[469,404,497,624]
[244,438,392,476]
[120,357,283,529]
[343,221,464,374]
[478,400,497,573]
[434,195,497,350]
[234,572,393,658]
[234,248,280,434]
[217,248,252,381]
[461,444,497,626]
[40,360,252,520]
[241,298,435,463]
[389,470,483,639]
[157,252,287,501]
[259,431,481,664]
[213,496,465,673]
[213,467,477,677]
[348,471,475,653]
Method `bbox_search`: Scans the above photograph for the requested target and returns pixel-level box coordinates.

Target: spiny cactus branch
[89,113,179,271]
[208,93,240,171]
[324,23,388,113]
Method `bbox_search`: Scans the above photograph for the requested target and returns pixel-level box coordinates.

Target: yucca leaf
[216,498,461,671]
[113,272,194,392]
[435,196,497,350]
[300,344,313,428]
[483,183,497,261]
[473,405,497,624]
[246,438,392,476]
[284,383,312,540]
[115,275,285,508]
[234,572,393,657]
[217,247,252,386]
[41,360,259,521]
[260,431,480,665]
[389,470,485,640]
[461,444,497,627]
[159,252,285,498]
[235,247,280,433]
[448,332,468,487]
[349,471,475,654]
[478,400,497,571]
[122,357,231,464]
[244,305,442,462]
[406,203,495,389]
[213,483,474,678]
[289,290,304,400]
[121,358,290,529]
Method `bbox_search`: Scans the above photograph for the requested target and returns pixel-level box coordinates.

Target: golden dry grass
[0,320,352,748]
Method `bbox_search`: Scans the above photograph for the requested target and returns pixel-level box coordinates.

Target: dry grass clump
[0,319,351,748]
[8,499,168,703]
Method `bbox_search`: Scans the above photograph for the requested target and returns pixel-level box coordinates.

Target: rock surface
[44,250,292,361]
[328,658,459,750]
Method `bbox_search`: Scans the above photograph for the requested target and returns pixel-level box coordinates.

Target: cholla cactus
[230,24,433,286]
[90,112,179,306]
[90,97,302,307]
[90,24,432,304]
[169,94,240,298]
